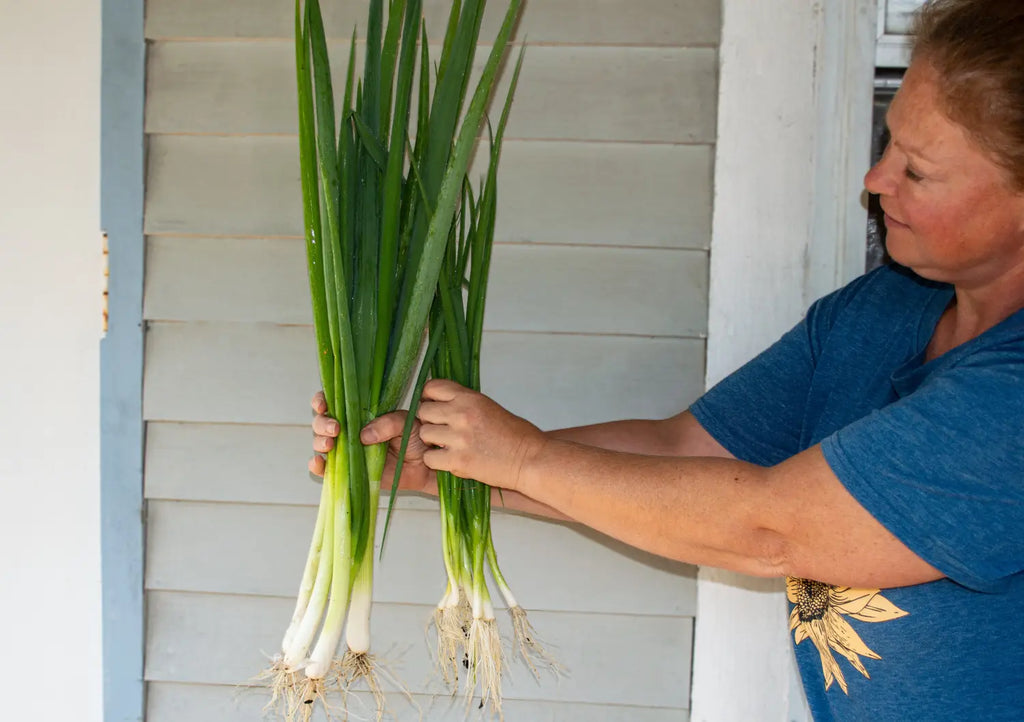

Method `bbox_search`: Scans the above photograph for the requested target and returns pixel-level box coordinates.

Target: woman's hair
[912,0,1024,188]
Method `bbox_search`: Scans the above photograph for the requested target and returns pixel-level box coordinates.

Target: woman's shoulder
[840,262,948,306]
[806,262,950,341]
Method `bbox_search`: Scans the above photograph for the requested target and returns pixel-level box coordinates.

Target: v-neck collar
[893,283,1024,397]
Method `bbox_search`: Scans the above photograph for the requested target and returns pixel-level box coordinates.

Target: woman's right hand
[308,391,435,495]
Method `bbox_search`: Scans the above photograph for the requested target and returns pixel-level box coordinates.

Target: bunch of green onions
[390,52,558,721]
[264,0,524,718]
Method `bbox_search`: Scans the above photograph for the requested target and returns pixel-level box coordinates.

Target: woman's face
[864,61,1024,289]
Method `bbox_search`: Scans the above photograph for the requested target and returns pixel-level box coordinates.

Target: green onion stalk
[390,50,558,716]
[262,0,525,719]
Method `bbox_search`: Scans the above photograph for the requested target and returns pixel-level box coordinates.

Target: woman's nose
[864,145,896,197]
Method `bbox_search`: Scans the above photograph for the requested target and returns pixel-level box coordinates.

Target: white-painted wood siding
[144,136,712,246]
[142,1,719,718]
[146,43,717,142]
[145,0,719,46]
[146,501,696,616]
[146,591,692,711]
[148,681,688,722]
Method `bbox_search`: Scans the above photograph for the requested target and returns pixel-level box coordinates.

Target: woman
[312,0,1024,717]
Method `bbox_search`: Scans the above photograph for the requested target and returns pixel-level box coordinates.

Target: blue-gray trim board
[100,0,146,720]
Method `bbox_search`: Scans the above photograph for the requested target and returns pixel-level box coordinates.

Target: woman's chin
[887,249,953,283]
[884,230,925,270]
[885,242,935,279]
[884,235,912,266]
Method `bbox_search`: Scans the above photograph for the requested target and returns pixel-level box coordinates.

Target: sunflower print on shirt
[787,577,909,694]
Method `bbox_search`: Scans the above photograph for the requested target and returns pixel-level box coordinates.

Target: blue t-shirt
[691,264,1024,721]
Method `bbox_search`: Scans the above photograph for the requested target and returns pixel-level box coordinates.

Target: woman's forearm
[516,438,782,575]
[477,413,734,525]
[405,457,573,522]
[549,411,734,459]
[489,487,573,521]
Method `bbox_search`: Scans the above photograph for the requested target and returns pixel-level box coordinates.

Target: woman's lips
[884,214,909,230]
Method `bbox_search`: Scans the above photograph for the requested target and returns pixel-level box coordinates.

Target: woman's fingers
[421,378,464,401]
[311,390,338,456]
[417,421,454,450]
[413,382,545,491]
[360,411,407,445]
[417,380,476,427]
[312,433,335,453]
[416,383,483,456]
[312,413,340,438]
[310,391,337,478]
[415,400,449,426]
[421,446,448,473]
[362,411,434,494]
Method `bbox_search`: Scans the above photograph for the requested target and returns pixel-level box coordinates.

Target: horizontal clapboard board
[145,236,709,335]
[146,41,717,143]
[145,0,720,47]
[144,135,713,246]
[146,590,693,709]
[145,500,697,616]
[147,680,691,722]
[142,321,706,430]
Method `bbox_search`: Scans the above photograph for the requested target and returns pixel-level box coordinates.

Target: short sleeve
[821,351,1024,592]
[691,278,866,466]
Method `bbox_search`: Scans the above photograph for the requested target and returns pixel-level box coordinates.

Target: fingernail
[329,421,340,434]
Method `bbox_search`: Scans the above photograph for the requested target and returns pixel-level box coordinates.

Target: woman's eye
[904,166,923,182]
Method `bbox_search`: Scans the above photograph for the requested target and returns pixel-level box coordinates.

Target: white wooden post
[690,2,877,720]
[0,1,104,721]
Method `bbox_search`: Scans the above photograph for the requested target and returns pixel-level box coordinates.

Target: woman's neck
[926,279,1024,360]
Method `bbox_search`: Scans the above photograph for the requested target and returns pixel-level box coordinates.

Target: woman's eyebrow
[884,110,938,164]
[892,137,936,163]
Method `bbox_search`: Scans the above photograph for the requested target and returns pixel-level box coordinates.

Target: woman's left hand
[416,379,547,492]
